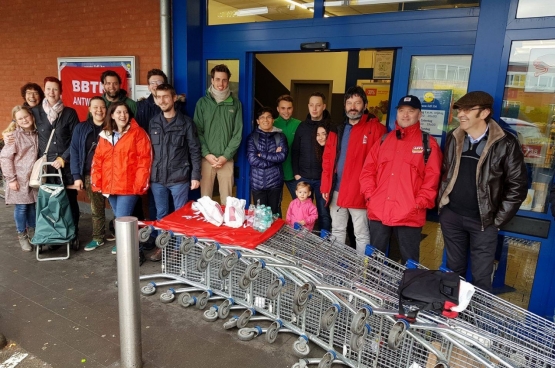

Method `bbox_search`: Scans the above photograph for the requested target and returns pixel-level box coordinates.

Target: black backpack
[380,131,431,164]
[397,269,460,317]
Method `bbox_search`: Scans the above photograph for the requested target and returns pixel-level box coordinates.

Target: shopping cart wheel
[138,226,152,242]
[318,352,335,368]
[434,362,450,368]
[387,320,409,350]
[293,302,307,316]
[159,290,175,303]
[197,291,210,310]
[155,231,171,249]
[350,331,367,353]
[222,252,239,271]
[218,266,231,280]
[201,243,218,262]
[237,328,258,341]
[320,305,339,331]
[265,321,280,344]
[245,262,262,281]
[179,293,195,308]
[141,283,157,296]
[179,237,195,255]
[292,337,310,357]
[196,258,209,272]
[237,309,254,328]
[203,307,219,322]
[350,307,371,335]
[223,317,238,330]
[238,274,251,290]
[266,278,284,300]
[292,362,308,368]
[293,284,311,307]
[218,299,232,319]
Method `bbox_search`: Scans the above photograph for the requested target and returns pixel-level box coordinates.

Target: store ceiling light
[285,0,314,9]
[236,7,269,16]
[324,1,345,6]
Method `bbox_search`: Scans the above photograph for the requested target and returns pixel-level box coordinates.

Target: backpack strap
[380,133,388,145]
[422,132,431,165]
[274,133,281,147]
[252,130,260,148]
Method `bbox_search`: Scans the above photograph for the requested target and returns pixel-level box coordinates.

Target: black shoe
[140,237,156,251]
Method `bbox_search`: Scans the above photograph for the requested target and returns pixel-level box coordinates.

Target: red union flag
[60,66,128,121]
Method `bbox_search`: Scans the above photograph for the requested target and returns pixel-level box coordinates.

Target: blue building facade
[172,0,555,319]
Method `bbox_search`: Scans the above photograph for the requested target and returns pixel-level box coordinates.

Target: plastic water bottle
[247,204,255,227]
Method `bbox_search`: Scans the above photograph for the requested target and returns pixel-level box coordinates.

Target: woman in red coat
[91,101,152,254]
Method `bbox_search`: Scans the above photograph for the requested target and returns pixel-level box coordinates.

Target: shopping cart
[30,162,76,261]
[136,207,555,368]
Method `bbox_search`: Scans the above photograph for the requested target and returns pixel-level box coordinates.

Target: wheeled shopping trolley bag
[30,164,76,261]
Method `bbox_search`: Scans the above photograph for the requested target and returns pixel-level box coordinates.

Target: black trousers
[252,187,283,217]
[439,206,498,291]
[368,220,422,264]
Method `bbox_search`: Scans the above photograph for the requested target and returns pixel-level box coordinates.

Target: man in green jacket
[273,95,301,199]
[100,70,137,116]
[193,64,243,204]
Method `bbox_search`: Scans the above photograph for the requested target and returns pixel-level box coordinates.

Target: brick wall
[0,0,161,128]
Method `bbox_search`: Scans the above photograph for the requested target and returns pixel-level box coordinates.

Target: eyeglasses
[149,81,164,86]
[16,115,32,122]
[456,107,482,113]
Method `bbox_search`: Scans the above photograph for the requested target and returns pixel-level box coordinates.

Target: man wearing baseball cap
[437,91,527,291]
[360,95,442,264]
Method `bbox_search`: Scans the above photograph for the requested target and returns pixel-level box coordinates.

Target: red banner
[60,66,128,121]
[141,201,285,250]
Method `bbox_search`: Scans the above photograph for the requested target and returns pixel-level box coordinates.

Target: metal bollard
[115,216,143,368]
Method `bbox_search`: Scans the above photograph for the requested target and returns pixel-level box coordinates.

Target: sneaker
[84,240,104,252]
[106,233,116,242]
[149,248,162,262]
[111,245,117,255]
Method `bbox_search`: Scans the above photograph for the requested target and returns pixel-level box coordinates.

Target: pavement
[0,203,323,368]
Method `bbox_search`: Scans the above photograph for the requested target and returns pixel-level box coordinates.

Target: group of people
[251,87,530,292]
[0,62,549,291]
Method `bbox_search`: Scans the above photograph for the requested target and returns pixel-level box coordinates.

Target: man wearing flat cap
[437,91,527,291]
[360,95,442,264]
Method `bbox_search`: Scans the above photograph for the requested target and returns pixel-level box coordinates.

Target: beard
[346,109,363,119]
[106,90,119,98]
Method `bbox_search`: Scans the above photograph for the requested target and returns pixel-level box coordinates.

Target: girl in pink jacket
[286,181,318,231]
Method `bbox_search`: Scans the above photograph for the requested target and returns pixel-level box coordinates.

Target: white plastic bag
[192,196,224,227]
[224,196,246,228]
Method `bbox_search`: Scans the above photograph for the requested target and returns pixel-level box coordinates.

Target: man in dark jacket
[148,83,202,261]
[135,68,187,131]
[291,92,332,231]
[438,91,528,291]
[321,86,386,254]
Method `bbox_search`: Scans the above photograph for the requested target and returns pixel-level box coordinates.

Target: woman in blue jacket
[247,107,288,216]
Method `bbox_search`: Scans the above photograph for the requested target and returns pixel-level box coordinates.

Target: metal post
[115,216,142,368]
[160,0,172,82]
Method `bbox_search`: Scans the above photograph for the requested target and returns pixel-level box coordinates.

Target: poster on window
[407,89,453,147]
[373,51,394,79]
[524,48,555,93]
[59,66,128,121]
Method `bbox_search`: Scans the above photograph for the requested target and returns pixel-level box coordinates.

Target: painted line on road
[0,352,29,368]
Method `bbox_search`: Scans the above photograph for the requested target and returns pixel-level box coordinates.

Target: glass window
[502,40,555,214]
[323,0,478,18]
[408,55,472,146]
[516,0,555,18]
[206,60,240,97]
[208,0,313,25]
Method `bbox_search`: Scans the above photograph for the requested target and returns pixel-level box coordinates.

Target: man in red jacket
[360,95,442,264]
[321,86,386,255]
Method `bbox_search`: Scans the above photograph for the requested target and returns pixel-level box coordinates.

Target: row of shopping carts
[137,223,555,368]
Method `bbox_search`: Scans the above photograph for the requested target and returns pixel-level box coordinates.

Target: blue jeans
[284,179,299,200]
[150,182,190,220]
[108,195,139,219]
[14,204,36,233]
[300,177,331,231]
